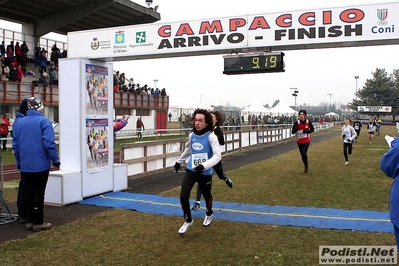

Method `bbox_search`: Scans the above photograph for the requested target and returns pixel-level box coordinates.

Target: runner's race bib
[191,153,208,168]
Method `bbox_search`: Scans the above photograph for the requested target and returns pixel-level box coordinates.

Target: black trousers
[343,142,353,161]
[196,161,226,201]
[180,170,213,222]
[297,142,310,167]
[1,133,7,150]
[24,169,50,225]
[17,172,26,219]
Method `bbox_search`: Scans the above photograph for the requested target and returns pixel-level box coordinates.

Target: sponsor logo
[136,32,146,43]
[377,8,388,25]
[115,30,125,44]
[372,8,394,34]
[357,106,392,112]
[91,38,100,50]
[192,143,204,151]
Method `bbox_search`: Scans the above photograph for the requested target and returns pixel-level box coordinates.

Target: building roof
[0,0,160,37]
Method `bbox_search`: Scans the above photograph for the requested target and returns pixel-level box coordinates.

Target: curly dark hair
[193,109,213,131]
[298,109,307,116]
[210,110,224,127]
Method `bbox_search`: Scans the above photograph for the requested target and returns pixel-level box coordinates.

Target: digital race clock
[223,52,285,75]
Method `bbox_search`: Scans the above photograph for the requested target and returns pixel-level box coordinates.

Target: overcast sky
[2,0,398,108]
[114,0,399,108]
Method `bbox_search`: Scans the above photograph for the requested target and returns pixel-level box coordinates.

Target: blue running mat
[79,191,393,233]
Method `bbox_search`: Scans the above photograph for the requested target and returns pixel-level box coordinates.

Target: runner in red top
[291,110,315,173]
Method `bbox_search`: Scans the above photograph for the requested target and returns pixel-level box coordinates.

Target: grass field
[0,125,397,266]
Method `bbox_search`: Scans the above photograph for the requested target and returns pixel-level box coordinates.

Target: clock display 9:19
[223,52,285,75]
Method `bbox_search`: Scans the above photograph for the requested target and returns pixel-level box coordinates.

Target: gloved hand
[195,164,204,173]
[17,164,21,170]
[53,162,61,168]
[174,162,181,172]
[342,134,346,139]
[303,130,310,134]
[346,139,352,143]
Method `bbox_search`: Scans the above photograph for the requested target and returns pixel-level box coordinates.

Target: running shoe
[203,214,213,227]
[345,161,349,165]
[224,178,233,188]
[191,201,200,211]
[178,220,193,235]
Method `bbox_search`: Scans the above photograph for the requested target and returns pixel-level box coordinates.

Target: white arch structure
[68,2,399,61]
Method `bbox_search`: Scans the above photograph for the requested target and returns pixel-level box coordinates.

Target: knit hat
[19,98,29,115]
[27,97,44,112]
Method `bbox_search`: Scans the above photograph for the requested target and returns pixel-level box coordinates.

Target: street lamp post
[154,79,158,89]
[354,76,359,99]
[290,88,299,110]
[327,93,332,111]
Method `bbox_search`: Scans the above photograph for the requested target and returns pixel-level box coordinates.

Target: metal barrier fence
[0,122,333,179]
[120,122,334,179]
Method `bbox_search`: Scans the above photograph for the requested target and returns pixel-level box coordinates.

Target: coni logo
[372,8,394,34]
[377,8,388,26]
[136,32,146,43]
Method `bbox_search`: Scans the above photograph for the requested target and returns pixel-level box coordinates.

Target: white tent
[168,96,213,122]
[240,99,270,116]
[269,99,297,116]
[325,112,339,117]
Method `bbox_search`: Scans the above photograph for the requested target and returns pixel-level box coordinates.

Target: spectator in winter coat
[380,137,399,250]
[16,65,25,82]
[15,42,22,66]
[39,50,47,75]
[0,41,5,57]
[1,61,10,81]
[12,97,60,232]
[0,113,10,151]
[6,41,14,58]
[21,41,29,73]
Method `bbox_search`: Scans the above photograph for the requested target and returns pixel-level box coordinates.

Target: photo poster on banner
[85,64,110,173]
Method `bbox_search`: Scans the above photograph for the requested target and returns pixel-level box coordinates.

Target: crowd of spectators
[34,43,65,86]
[0,40,66,86]
[177,111,336,133]
[245,113,333,128]
[113,70,167,96]
[0,40,27,82]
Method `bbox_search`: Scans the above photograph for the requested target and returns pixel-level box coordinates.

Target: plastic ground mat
[79,191,393,233]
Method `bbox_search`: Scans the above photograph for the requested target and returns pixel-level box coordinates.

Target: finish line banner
[358,106,392,112]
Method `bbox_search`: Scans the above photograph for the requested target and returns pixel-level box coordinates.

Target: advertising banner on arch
[68,2,399,60]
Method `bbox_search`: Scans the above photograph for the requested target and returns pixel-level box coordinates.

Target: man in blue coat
[12,97,60,232]
[380,137,399,249]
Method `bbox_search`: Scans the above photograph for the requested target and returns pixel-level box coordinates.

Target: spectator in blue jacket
[12,97,60,232]
[380,137,399,250]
